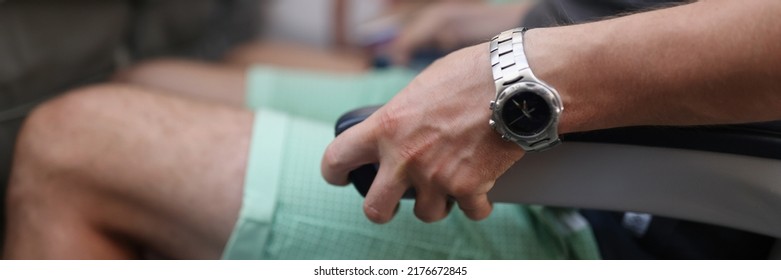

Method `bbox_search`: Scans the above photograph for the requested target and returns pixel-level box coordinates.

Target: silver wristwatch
[488,28,563,152]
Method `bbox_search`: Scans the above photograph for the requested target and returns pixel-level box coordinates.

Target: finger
[321,121,379,186]
[363,162,409,224]
[413,188,451,223]
[456,194,493,221]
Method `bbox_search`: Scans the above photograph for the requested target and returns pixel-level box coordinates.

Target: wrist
[459,42,497,105]
[523,27,607,135]
[457,42,527,153]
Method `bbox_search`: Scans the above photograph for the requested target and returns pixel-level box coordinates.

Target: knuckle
[428,166,452,190]
[398,134,436,167]
[322,144,343,170]
[378,108,425,163]
[320,148,346,185]
[398,142,424,165]
[377,109,401,139]
[450,181,476,197]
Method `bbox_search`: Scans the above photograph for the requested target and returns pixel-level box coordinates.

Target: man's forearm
[320,0,781,223]
[525,0,781,134]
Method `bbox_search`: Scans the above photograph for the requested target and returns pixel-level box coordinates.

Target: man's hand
[322,43,525,224]
[390,2,530,65]
[322,0,781,224]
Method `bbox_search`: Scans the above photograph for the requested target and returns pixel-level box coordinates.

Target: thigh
[224,41,371,73]
[114,42,372,108]
[38,85,254,258]
[114,59,248,107]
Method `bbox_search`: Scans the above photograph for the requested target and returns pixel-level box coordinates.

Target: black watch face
[501,91,552,136]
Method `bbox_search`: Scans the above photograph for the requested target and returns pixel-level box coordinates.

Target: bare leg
[114,60,248,107]
[4,84,252,259]
[113,40,375,104]
[224,41,370,73]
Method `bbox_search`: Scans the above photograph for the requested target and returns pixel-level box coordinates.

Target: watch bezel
[491,81,562,149]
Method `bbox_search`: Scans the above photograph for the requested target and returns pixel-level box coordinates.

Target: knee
[13,84,132,177]
[7,84,130,214]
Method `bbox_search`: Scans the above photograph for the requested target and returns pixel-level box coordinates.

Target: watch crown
[489,101,496,110]
[489,120,496,128]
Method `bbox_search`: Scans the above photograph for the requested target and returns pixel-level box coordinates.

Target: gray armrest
[488,142,781,238]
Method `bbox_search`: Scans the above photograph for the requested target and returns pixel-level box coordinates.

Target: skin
[321,0,781,224]
[224,41,371,73]
[4,84,251,259]
[114,60,248,107]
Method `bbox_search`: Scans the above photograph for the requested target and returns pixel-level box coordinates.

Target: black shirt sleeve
[522,0,686,27]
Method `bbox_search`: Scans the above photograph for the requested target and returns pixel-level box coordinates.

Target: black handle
[334,105,416,199]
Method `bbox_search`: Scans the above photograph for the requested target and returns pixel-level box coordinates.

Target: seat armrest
[489,142,781,238]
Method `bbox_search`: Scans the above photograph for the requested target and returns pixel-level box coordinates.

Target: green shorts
[221,66,600,259]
